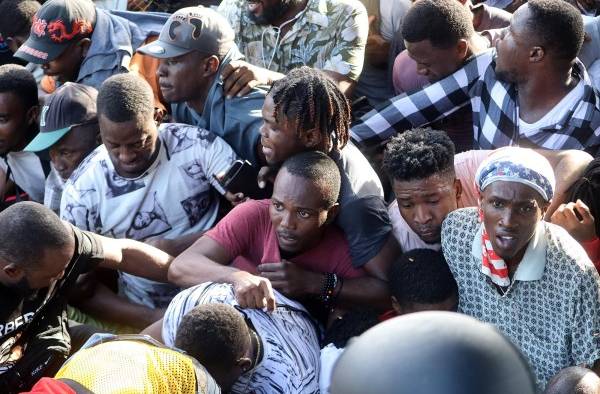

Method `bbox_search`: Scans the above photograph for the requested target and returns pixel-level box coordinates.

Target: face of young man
[405,39,467,83]
[269,168,332,255]
[1,243,74,293]
[260,94,309,166]
[49,124,98,181]
[480,181,548,266]
[392,174,462,244]
[100,114,159,179]
[41,41,86,85]
[157,52,214,107]
[0,92,35,155]
[494,4,532,84]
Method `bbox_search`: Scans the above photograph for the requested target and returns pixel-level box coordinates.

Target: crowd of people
[0,0,599,392]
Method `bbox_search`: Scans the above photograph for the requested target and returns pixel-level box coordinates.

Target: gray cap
[137,6,235,59]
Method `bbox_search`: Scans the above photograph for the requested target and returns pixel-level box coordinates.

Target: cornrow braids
[269,67,350,155]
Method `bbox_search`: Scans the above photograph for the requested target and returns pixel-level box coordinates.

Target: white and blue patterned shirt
[162,282,321,394]
[441,208,600,389]
[60,123,237,308]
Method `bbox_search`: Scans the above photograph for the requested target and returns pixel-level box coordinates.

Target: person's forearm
[147,231,205,257]
[334,276,391,310]
[538,149,593,219]
[101,237,173,283]
[168,253,240,288]
[73,282,165,329]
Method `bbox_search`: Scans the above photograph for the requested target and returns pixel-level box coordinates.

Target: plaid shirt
[351,49,600,156]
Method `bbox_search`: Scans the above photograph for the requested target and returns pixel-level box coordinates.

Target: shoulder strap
[34,151,52,178]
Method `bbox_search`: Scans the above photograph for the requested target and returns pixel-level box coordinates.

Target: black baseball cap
[137,6,235,59]
[25,82,98,152]
[15,0,96,64]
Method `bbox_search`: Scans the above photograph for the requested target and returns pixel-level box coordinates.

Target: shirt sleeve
[571,266,600,367]
[321,1,369,81]
[204,200,266,259]
[350,51,493,148]
[335,195,392,267]
[68,225,105,275]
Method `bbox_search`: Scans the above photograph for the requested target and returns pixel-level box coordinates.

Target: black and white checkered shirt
[351,49,600,156]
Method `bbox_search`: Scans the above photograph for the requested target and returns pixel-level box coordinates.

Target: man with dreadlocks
[169,67,394,314]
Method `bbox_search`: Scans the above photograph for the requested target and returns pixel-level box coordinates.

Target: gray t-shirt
[334,142,391,267]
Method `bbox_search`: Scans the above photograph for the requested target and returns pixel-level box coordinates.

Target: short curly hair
[402,0,474,49]
[526,0,584,62]
[383,128,455,183]
[0,0,41,38]
[389,248,458,307]
[281,151,341,208]
[97,73,154,123]
[0,64,38,109]
[174,303,250,371]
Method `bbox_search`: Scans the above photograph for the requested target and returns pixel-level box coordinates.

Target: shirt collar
[471,221,547,282]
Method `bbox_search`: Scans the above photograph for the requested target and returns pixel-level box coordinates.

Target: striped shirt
[351,49,600,156]
[162,283,320,394]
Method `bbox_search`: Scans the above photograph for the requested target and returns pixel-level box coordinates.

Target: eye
[399,202,413,209]
[297,210,311,219]
[426,199,440,205]
[272,201,283,211]
[520,204,535,214]
[491,200,504,209]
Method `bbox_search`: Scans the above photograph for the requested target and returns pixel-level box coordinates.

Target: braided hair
[268,67,350,154]
[568,158,600,237]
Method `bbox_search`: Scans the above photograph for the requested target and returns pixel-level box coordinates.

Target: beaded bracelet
[321,272,338,304]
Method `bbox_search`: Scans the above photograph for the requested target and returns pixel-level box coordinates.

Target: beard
[246,0,302,25]
[9,276,34,297]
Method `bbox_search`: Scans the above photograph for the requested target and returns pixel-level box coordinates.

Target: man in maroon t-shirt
[168,151,389,313]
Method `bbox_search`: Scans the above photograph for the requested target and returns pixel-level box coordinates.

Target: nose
[499,208,517,230]
[413,205,432,225]
[157,60,167,78]
[259,122,268,138]
[118,147,137,164]
[279,210,296,230]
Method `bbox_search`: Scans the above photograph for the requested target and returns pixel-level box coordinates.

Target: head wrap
[475,147,555,202]
[474,147,555,287]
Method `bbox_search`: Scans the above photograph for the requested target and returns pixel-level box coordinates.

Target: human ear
[454,179,463,201]
[530,46,544,63]
[455,39,469,61]
[26,105,39,127]
[300,127,323,149]
[77,38,92,58]
[3,263,23,280]
[203,55,220,76]
[325,203,340,225]
[237,357,253,373]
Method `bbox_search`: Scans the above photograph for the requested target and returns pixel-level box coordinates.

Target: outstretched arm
[98,236,174,283]
[168,236,276,311]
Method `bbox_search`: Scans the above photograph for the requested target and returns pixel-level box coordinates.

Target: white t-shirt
[60,123,237,307]
[162,283,321,394]
[0,151,46,203]
[519,80,585,138]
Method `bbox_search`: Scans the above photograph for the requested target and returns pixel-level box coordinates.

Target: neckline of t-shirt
[519,79,585,130]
